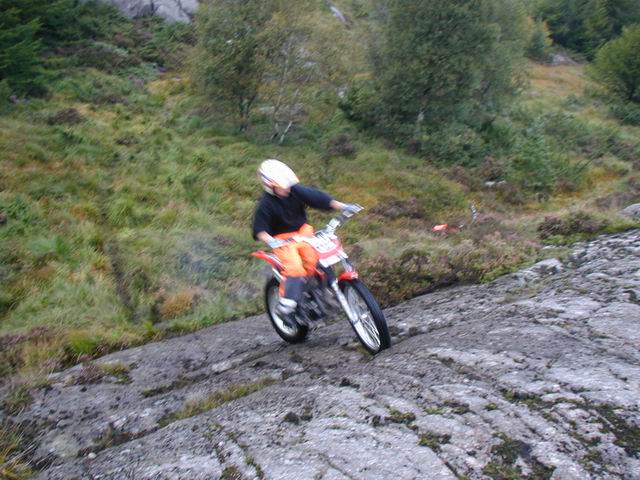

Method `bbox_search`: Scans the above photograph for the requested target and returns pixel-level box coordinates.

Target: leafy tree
[347,0,527,146]
[592,25,640,102]
[191,0,281,132]
[191,0,337,137]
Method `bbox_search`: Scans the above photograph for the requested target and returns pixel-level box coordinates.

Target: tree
[191,0,340,137]
[0,4,45,96]
[261,2,315,143]
[261,2,348,143]
[527,19,553,61]
[191,0,282,132]
[536,0,590,52]
[584,0,614,53]
[0,0,91,97]
[536,0,640,57]
[6,0,78,46]
[592,25,640,102]
[353,0,527,142]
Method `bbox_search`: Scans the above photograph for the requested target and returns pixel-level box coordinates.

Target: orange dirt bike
[251,206,391,354]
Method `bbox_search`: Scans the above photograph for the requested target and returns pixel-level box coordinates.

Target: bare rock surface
[4,230,640,479]
[620,203,640,219]
[103,0,198,22]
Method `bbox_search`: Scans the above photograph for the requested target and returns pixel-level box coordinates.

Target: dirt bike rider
[253,159,359,327]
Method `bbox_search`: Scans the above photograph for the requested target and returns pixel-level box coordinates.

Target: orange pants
[274,224,318,295]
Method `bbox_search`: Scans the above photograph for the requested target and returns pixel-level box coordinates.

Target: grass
[1,6,639,386]
[70,361,132,385]
[158,377,277,427]
[2,386,33,416]
[0,424,32,480]
[482,433,555,480]
[418,432,451,452]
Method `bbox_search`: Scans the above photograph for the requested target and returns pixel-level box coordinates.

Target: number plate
[319,255,341,267]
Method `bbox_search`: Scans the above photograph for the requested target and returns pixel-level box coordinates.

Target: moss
[580,448,603,467]
[159,377,277,427]
[387,409,417,425]
[418,432,451,452]
[220,466,244,480]
[424,406,446,415]
[100,361,132,384]
[140,372,208,398]
[482,462,523,480]
[484,433,555,480]
[595,405,640,458]
[245,455,265,479]
[443,400,470,415]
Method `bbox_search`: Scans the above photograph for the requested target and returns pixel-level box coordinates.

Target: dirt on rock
[2,230,640,479]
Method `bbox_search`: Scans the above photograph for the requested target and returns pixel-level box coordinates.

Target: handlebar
[267,205,363,250]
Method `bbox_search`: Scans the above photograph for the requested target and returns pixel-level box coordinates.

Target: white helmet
[258,159,299,195]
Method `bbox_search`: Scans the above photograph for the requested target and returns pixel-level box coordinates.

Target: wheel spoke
[346,286,381,351]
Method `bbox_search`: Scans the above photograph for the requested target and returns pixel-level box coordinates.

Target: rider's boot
[277,277,306,328]
[276,300,298,328]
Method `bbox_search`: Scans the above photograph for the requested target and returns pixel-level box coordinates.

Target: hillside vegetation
[1,0,639,389]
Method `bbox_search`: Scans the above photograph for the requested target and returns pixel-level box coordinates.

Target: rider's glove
[267,238,287,250]
[342,203,362,217]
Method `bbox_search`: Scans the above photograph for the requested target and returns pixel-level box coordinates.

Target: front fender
[338,271,358,282]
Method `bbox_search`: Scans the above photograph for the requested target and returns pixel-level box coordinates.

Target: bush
[537,211,609,241]
[361,0,527,142]
[339,78,380,130]
[610,100,640,125]
[55,70,138,105]
[507,121,566,200]
[422,124,488,166]
[448,232,537,283]
[592,25,640,103]
[75,41,138,70]
[527,19,553,62]
[326,133,357,158]
[361,231,538,306]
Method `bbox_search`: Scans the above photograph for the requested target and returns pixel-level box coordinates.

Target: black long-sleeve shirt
[252,184,333,239]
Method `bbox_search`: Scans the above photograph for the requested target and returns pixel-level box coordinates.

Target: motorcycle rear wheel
[340,280,391,354]
[265,277,309,343]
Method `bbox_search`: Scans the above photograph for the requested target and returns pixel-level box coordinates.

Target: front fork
[329,278,360,327]
[326,260,360,326]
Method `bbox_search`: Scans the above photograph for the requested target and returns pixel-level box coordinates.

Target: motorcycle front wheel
[339,280,391,354]
[265,277,308,344]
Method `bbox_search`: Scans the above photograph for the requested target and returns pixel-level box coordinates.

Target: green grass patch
[2,386,33,416]
[0,423,33,480]
[159,377,277,427]
[418,432,451,452]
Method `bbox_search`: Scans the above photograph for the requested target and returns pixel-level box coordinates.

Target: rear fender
[251,251,284,271]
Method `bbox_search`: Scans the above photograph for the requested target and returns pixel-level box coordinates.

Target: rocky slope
[102,0,348,23]
[105,0,198,21]
[5,229,640,479]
